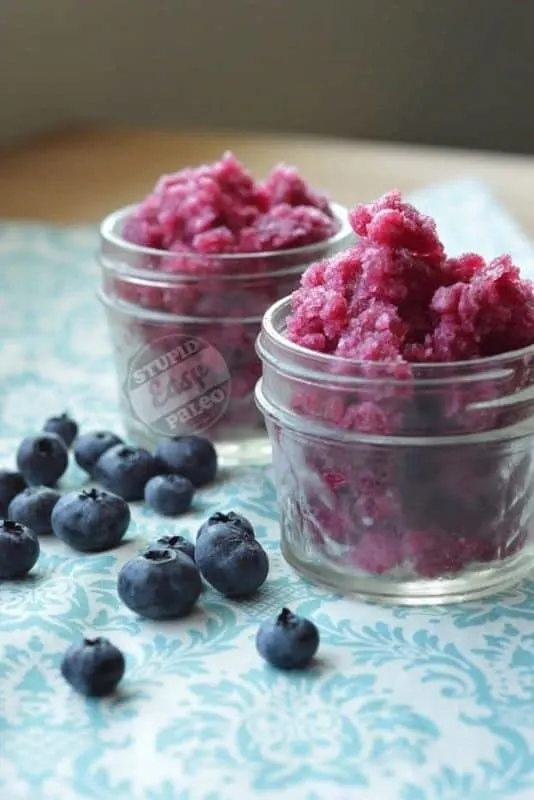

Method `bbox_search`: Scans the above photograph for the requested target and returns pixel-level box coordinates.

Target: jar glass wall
[256,296,534,604]
[98,204,353,467]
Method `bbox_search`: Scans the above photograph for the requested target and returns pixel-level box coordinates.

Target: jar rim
[99,202,352,282]
[259,295,534,381]
[96,287,264,325]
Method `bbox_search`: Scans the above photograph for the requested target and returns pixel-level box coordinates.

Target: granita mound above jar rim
[286,190,534,363]
[121,151,339,256]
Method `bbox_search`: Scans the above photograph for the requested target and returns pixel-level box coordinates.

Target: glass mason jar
[98,203,353,467]
[256,296,534,604]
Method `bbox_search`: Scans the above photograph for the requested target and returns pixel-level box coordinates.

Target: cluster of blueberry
[0,413,320,696]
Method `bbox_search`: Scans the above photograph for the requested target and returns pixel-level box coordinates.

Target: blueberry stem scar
[81,488,100,501]
[37,439,54,455]
[2,520,24,533]
[143,547,175,563]
[278,607,294,626]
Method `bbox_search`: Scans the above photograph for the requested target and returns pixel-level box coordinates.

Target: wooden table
[1,127,534,234]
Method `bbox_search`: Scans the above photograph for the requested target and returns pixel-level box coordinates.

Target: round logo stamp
[124,334,231,437]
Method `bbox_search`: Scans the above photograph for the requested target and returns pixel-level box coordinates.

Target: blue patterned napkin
[1,179,534,800]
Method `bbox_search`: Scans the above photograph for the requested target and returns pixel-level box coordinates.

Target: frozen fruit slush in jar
[98,153,353,466]
[256,191,534,604]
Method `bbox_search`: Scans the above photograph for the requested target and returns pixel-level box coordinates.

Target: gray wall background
[1,0,533,153]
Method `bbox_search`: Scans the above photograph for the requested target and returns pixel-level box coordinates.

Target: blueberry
[74,430,124,476]
[145,474,195,516]
[61,637,125,697]
[8,486,61,536]
[155,435,217,487]
[0,520,40,579]
[256,608,320,670]
[16,433,69,487]
[51,488,130,552]
[118,545,201,620]
[0,470,26,516]
[155,534,195,562]
[94,444,161,501]
[43,413,78,448]
[197,510,254,541]
[195,523,268,598]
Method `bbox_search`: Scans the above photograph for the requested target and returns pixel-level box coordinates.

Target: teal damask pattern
[1,181,534,800]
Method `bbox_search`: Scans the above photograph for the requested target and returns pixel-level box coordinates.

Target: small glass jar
[98,203,353,467]
[256,296,534,604]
